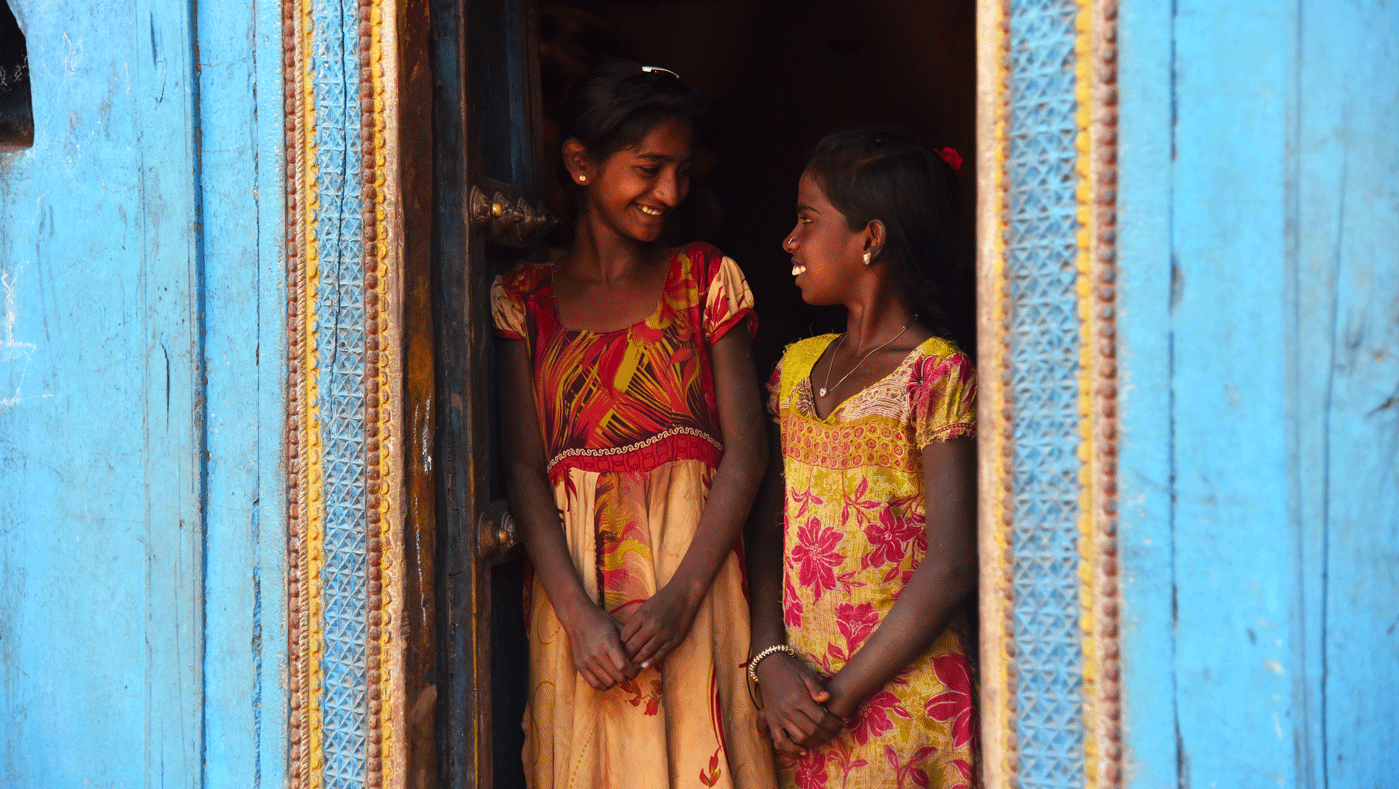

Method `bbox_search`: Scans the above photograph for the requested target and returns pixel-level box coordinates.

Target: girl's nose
[654,172,681,207]
[782,233,797,252]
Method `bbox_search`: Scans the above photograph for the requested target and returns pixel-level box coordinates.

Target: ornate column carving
[284,0,405,786]
[977,0,1121,786]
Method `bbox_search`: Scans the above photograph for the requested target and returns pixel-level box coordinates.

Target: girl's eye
[638,166,660,176]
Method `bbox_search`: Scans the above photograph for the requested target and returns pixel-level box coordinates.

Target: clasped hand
[756,654,846,759]
[564,583,700,691]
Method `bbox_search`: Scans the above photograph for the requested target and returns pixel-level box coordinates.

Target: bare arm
[621,320,768,668]
[822,435,978,719]
[747,419,844,758]
[499,337,635,690]
[745,419,786,658]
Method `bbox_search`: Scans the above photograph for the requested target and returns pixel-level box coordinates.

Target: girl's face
[579,117,693,245]
[783,171,868,305]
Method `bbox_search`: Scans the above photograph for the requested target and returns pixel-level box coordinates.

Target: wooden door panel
[430,0,547,785]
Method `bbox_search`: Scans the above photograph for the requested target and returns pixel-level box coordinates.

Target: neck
[563,209,651,281]
[842,286,917,353]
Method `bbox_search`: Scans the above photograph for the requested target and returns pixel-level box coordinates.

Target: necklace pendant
[819,387,828,397]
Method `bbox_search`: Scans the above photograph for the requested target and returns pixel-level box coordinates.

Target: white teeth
[791,265,807,276]
[638,205,662,216]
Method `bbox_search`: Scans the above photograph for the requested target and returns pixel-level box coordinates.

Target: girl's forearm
[666,323,769,609]
[746,428,787,652]
[666,425,766,606]
[498,337,598,632]
[824,555,974,717]
[507,465,596,628]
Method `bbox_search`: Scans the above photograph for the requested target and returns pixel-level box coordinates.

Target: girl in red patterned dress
[492,62,776,789]
[746,128,980,789]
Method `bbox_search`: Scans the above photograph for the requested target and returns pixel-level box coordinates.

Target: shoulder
[678,241,724,263]
[785,333,840,358]
[913,336,970,365]
[671,241,733,279]
[907,336,976,393]
[779,334,839,373]
[495,261,552,296]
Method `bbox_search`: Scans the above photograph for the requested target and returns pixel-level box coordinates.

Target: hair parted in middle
[803,126,962,337]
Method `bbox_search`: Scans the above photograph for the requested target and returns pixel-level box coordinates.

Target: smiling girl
[746,128,979,789]
[492,62,776,789]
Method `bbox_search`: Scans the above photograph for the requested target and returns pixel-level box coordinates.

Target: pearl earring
[863,250,872,265]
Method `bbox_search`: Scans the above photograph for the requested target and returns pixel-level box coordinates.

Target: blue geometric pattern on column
[311,0,368,786]
[1006,1,1086,786]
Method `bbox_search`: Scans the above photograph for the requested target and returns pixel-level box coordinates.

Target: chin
[631,226,664,244]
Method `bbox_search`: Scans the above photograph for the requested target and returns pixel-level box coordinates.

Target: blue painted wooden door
[0,0,285,785]
[1116,0,1399,786]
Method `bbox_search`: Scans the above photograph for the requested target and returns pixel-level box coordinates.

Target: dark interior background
[488,4,977,787]
[537,0,978,372]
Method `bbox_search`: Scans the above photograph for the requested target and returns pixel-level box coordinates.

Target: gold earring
[578,174,587,183]
[863,250,872,265]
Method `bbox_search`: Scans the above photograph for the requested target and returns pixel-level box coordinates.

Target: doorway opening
[479,2,979,787]
[534,0,978,372]
[0,1,33,150]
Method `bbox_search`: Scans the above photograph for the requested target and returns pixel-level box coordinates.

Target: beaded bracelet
[747,644,796,684]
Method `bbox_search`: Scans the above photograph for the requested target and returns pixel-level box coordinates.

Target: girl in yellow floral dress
[747,128,979,789]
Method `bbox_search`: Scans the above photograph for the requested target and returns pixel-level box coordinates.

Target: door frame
[974,0,1124,787]
[276,0,1129,786]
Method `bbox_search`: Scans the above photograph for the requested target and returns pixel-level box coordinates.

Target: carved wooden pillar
[977,0,1122,786]
[283,0,407,786]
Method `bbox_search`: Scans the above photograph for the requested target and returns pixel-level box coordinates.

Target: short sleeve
[907,349,977,449]
[491,273,526,339]
[703,255,757,343]
[766,359,784,423]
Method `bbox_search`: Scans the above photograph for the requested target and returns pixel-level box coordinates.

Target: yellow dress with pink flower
[492,242,776,789]
[768,335,980,789]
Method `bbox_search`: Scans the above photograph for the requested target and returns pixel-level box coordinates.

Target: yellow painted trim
[1072,0,1101,787]
[369,1,407,787]
[298,0,327,783]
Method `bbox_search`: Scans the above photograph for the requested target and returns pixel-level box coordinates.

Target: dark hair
[804,126,961,335]
[558,60,706,163]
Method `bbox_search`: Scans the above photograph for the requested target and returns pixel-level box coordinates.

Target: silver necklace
[818,315,918,398]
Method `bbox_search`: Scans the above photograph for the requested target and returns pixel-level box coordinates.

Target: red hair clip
[937,147,962,171]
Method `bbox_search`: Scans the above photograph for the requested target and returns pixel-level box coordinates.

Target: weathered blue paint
[197,0,289,786]
[1294,4,1399,786]
[1115,0,1178,785]
[1117,0,1398,786]
[0,0,285,785]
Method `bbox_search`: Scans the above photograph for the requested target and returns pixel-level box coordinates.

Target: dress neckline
[801,334,929,423]
[547,247,680,336]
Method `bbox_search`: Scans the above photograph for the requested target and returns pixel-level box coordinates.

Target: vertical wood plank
[198,0,288,785]
[1295,2,1399,787]
[1,4,157,781]
[132,0,205,784]
[1114,0,1179,784]
[1169,1,1299,786]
